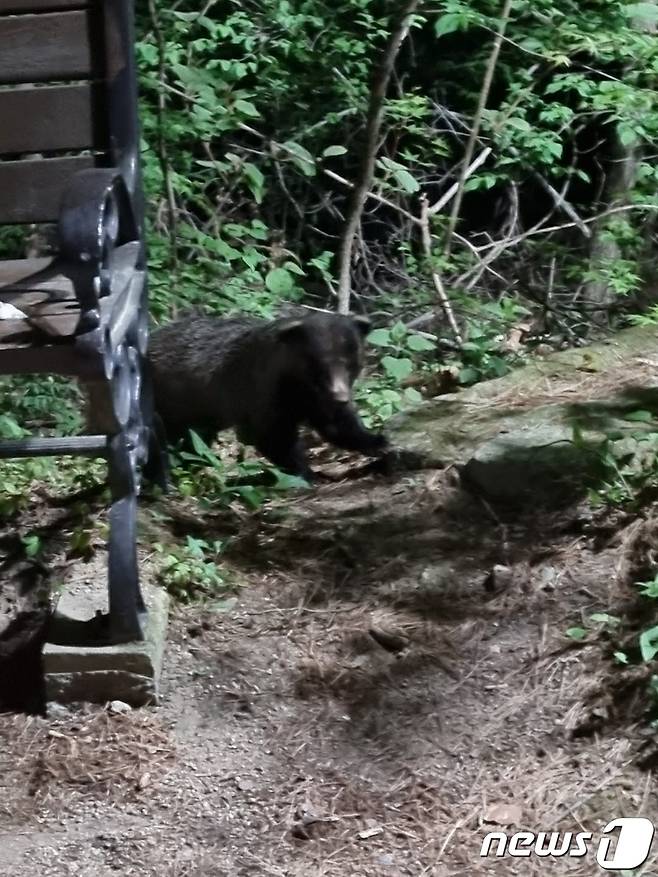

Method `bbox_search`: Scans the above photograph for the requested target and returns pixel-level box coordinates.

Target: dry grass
[0,708,175,819]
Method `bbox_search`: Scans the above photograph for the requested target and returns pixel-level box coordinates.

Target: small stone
[108,700,132,714]
[47,702,71,719]
[484,564,513,593]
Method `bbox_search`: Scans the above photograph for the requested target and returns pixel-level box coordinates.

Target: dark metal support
[0,0,168,650]
[0,435,108,459]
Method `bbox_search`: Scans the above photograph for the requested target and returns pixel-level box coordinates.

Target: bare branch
[427,148,492,216]
[335,0,420,314]
[533,172,592,238]
[419,195,463,346]
[443,0,514,256]
[322,168,418,223]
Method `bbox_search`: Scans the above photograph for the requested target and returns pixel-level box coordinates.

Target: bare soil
[1,459,658,876]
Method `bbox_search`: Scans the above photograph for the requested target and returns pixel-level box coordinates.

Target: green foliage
[0,377,83,434]
[21,534,42,559]
[172,431,308,509]
[153,535,229,601]
[455,298,531,385]
[131,0,658,420]
[356,321,432,422]
[0,459,54,519]
[565,612,620,642]
[586,422,658,508]
[618,573,658,709]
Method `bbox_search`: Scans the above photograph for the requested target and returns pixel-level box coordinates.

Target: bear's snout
[329,371,351,404]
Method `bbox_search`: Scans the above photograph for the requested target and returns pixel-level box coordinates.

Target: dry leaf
[483,803,523,826]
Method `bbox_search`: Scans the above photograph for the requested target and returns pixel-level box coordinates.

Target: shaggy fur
[148,312,387,478]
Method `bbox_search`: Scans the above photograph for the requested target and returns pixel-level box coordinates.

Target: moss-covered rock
[388,325,658,505]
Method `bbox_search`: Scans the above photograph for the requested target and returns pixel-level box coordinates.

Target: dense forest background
[1,0,658,525]
[135,0,658,423]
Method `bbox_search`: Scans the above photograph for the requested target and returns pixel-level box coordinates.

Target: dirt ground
[1,459,658,876]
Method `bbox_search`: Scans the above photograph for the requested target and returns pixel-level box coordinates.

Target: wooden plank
[0,85,104,155]
[0,11,96,85]
[0,299,80,343]
[0,319,34,344]
[0,0,88,11]
[0,155,95,223]
[0,257,55,285]
[0,343,98,377]
[0,254,70,310]
[28,310,80,337]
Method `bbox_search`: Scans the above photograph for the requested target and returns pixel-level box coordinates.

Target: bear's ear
[352,315,372,337]
[277,319,307,343]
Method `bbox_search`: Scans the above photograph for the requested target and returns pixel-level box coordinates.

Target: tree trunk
[584,3,654,324]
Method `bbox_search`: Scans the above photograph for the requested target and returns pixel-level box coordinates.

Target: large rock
[388,325,658,505]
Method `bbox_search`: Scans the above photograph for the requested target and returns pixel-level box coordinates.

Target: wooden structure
[0,0,166,644]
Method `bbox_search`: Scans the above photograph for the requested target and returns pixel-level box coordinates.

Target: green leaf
[367,328,392,347]
[392,167,419,194]
[407,334,435,352]
[382,356,413,382]
[0,415,24,439]
[624,409,653,422]
[21,535,41,558]
[243,162,265,204]
[618,125,638,147]
[614,651,629,665]
[278,140,316,177]
[390,321,408,343]
[435,13,463,36]
[283,261,306,276]
[639,575,658,598]
[565,627,588,641]
[589,613,620,627]
[190,430,213,457]
[459,366,480,385]
[322,145,348,157]
[404,387,423,404]
[265,267,294,295]
[234,99,260,118]
[640,626,658,662]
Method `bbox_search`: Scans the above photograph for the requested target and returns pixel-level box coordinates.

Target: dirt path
[1,466,657,876]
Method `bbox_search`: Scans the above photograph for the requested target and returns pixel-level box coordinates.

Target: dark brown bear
[148,311,387,479]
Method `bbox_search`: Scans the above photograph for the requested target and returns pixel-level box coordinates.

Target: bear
[147,310,388,480]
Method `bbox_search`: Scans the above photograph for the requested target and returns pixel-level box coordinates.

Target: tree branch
[443,0,513,257]
[419,195,463,346]
[335,0,419,314]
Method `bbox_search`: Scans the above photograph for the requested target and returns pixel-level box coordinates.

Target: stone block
[44,582,169,707]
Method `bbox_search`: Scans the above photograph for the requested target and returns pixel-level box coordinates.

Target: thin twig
[427,148,492,216]
[533,172,592,238]
[419,195,463,346]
